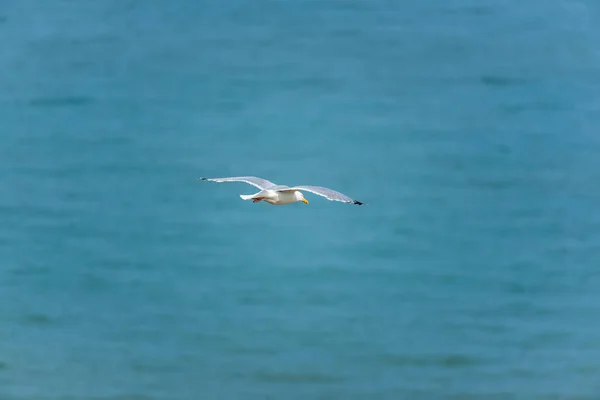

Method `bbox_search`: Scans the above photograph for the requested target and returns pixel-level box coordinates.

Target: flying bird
[199,176,364,206]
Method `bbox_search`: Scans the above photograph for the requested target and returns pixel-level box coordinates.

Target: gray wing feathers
[287,185,364,205]
[199,176,277,190]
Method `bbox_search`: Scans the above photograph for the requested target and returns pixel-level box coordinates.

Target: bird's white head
[295,191,309,204]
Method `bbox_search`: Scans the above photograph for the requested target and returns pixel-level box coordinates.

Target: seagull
[199,176,365,206]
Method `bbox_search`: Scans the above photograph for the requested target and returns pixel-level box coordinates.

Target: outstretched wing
[199,176,277,190]
[282,185,364,205]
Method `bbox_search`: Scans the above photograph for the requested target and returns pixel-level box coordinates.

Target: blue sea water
[1,0,600,398]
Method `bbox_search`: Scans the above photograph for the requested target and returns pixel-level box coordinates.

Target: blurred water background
[1,0,600,399]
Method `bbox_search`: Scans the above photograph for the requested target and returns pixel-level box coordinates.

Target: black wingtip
[353,200,365,206]
[199,177,207,181]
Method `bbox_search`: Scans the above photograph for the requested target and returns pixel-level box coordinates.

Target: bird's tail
[240,194,254,200]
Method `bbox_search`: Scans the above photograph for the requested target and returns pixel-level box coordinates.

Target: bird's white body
[240,190,307,205]
[200,176,364,206]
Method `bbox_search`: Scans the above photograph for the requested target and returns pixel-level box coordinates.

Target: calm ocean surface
[1,1,600,399]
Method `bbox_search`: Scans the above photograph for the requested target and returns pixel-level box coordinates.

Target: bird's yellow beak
[302,198,309,204]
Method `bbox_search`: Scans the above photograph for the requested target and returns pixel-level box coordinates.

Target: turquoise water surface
[1,1,600,399]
